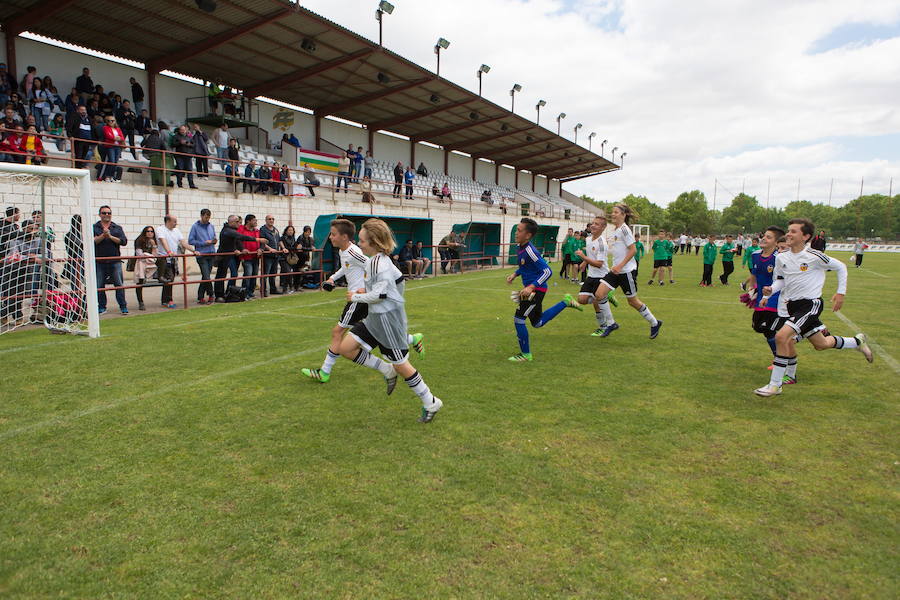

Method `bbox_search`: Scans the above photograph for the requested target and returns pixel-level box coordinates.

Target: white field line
[832,311,900,375]
[858,268,889,278]
[0,344,330,442]
[455,286,740,306]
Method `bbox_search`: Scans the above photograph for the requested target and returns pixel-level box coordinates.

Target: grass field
[1,250,898,599]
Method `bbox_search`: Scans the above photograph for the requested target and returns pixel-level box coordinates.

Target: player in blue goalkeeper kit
[506,217,581,362]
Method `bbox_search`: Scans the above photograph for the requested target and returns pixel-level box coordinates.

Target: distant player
[336,218,443,422]
[665,233,676,283]
[648,230,668,286]
[718,234,736,285]
[507,217,582,362]
[301,219,423,383]
[754,218,873,397]
[559,227,575,280]
[592,204,663,339]
[742,227,784,359]
[573,214,616,336]
[569,231,584,283]
[740,236,761,290]
[700,233,716,287]
[633,235,645,278]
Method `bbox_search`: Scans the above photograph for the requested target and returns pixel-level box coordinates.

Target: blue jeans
[31,107,49,132]
[364,167,373,178]
[263,256,281,292]
[196,255,214,300]
[96,261,127,310]
[216,147,227,167]
[242,259,259,297]
[337,171,350,190]
[100,146,121,180]
[134,101,144,114]
[352,162,362,182]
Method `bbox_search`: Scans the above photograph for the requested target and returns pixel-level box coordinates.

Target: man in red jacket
[237,214,266,299]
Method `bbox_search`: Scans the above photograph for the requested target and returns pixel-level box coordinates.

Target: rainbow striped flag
[297,149,341,172]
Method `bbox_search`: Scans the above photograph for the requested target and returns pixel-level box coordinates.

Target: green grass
[1,250,898,599]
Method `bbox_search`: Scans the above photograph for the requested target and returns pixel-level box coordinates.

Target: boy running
[754,218,873,397]
[743,227,783,359]
[507,217,582,362]
[592,204,663,339]
[573,214,617,335]
[301,219,423,383]
[648,230,668,286]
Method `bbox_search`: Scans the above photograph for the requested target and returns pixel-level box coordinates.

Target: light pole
[588,132,596,150]
[611,146,618,162]
[434,37,450,75]
[476,64,490,96]
[574,122,582,144]
[620,152,627,166]
[535,99,546,124]
[375,1,394,46]
[600,139,607,157]
[556,112,566,135]
[510,84,522,112]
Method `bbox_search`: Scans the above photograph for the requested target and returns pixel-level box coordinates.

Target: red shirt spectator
[102,123,125,147]
[237,221,261,259]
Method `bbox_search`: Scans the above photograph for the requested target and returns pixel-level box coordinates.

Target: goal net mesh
[0,169,95,336]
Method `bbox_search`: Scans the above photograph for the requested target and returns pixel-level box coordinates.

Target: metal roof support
[2,0,80,75]
[514,169,519,189]
[443,148,449,176]
[315,77,432,116]
[314,114,321,151]
[487,136,553,157]
[367,99,471,132]
[244,47,377,98]
[471,158,476,181]
[368,128,374,153]
[443,126,533,152]
[495,163,499,185]
[412,114,505,143]
[518,154,588,174]
[497,146,562,165]
[410,142,416,169]
[146,8,292,73]
[557,167,620,183]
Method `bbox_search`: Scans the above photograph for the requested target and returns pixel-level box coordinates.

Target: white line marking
[832,311,900,375]
[858,268,889,278]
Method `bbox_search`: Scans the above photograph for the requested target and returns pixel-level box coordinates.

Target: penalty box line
[832,311,900,375]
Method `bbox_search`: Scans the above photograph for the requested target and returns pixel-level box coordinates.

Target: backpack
[224,285,246,303]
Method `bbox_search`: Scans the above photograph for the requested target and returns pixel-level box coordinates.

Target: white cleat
[418,397,443,423]
[754,384,782,397]
[856,333,874,363]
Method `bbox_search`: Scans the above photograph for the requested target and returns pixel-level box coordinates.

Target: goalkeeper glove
[322,281,335,292]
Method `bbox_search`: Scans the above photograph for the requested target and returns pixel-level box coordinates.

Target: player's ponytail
[360,218,396,254]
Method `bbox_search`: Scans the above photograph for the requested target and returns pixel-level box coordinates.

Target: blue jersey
[515,242,552,291]
[751,250,779,311]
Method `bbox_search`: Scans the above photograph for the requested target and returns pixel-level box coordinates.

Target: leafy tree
[618,194,666,230]
[665,190,715,234]
[719,193,767,233]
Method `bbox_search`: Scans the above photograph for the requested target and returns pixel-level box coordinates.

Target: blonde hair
[360,218,396,254]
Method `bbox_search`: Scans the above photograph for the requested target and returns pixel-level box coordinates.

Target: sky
[298,0,900,209]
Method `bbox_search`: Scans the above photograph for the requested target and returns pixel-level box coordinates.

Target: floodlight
[195,0,216,11]
[378,1,395,14]
[478,64,491,74]
[536,99,546,107]
[511,83,522,93]
[436,37,450,49]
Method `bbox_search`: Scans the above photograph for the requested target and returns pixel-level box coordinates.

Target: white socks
[321,349,339,374]
[833,336,859,349]
[638,303,658,327]
[353,349,394,378]
[405,370,435,407]
[784,356,798,379]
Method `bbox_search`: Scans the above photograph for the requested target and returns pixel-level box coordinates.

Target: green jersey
[702,242,718,264]
[561,235,576,258]
[665,240,675,258]
[651,239,669,260]
[720,241,735,262]
[742,245,759,268]
[635,240,645,262]
[570,238,585,263]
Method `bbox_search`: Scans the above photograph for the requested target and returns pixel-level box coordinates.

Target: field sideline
[1,250,897,598]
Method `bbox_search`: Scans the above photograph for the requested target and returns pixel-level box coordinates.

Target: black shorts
[784,298,827,339]
[515,290,546,327]
[350,321,409,363]
[578,277,604,296]
[601,271,638,297]
[665,258,673,267]
[751,310,782,336]
[338,301,368,328]
[653,259,666,269]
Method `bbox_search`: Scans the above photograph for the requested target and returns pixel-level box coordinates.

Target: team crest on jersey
[799,263,808,271]
[345,262,350,268]
[767,265,773,273]
[520,259,525,265]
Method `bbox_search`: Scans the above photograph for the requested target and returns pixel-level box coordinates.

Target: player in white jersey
[302,219,423,383]
[590,204,663,339]
[338,219,443,423]
[754,218,873,397]
[572,214,617,335]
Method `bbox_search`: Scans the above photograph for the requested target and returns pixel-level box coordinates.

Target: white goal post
[0,162,99,338]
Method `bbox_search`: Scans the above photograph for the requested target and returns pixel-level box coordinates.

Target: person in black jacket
[115,100,137,158]
[172,125,197,189]
[393,161,403,198]
[810,230,826,251]
[213,214,265,301]
[129,77,144,113]
[191,123,210,177]
[65,105,94,169]
[135,110,152,135]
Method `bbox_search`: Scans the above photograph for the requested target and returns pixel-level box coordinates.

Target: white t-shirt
[213,128,230,148]
[584,233,609,278]
[608,224,637,273]
[332,242,368,291]
[157,226,185,256]
[767,247,847,316]
[679,234,688,245]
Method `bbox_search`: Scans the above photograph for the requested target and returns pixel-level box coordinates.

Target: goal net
[0,163,99,337]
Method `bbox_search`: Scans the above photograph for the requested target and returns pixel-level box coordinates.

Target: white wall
[475,159,494,185]
[448,153,470,178]
[498,165,515,188]
[416,143,443,173]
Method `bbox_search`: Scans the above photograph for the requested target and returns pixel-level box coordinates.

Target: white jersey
[584,233,609,278]
[768,247,847,317]
[351,253,408,351]
[608,224,637,273]
[332,242,367,291]
[679,234,688,245]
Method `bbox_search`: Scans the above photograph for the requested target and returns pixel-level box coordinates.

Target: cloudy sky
[300,0,900,208]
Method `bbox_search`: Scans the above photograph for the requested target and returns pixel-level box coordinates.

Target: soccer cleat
[659,281,665,286]
[607,289,619,307]
[508,352,534,362]
[650,320,663,339]
[301,368,330,383]
[410,332,425,358]
[855,333,874,363]
[563,293,583,311]
[647,279,654,285]
[418,397,443,423]
[386,374,398,395]
[590,328,605,337]
[598,322,619,337]
[754,384,782,397]
[669,280,675,284]
[782,376,797,385]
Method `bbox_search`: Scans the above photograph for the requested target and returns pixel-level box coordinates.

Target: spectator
[0,62,16,107]
[130,77,144,113]
[431,183,440,197]
[242,159,257,193]
[64,88,81,115]
[62,214,84,287]
[288,133,301,148]
[173,124,197,189]
[441,182,453,205]
[257,161,271,194]
[42,76,64,114]
[100,115,125,182]
[112,94,123,112]
[810,230,826,251]
[0,206,23,324]
[157,214,195,308]
[1,106,17,134]
[238,214,264,299]
[360,175,375,203]
[394,239,420,278]
[280,224,301,292]
[48,113,66,151]
[271,162,283,195]
[212,122,230,167]
[75,68,94,102]
[480,189,493,205]
[0,124,26,163]
[213,214,261,301]
[207,82,222,116]
[92,205,128,314]
[9,92,27,122]
[28,77,52,132]
[91,114,106,175]
[302,163,320,196]
[188,208,218,305]
[853,238,868,268]
[279,133,290,149]
[298,225,316,288]
[86,98,100,120]
[2,219,38,324]
[135,109,152,135]
[225,138,240,184]
[413,240,431,278]
[392,161,403,198]
[140,129,172,187]
[65,105,94,169]
[191,123,210,178]
[336,152,351,192]
[416,161,429,177]
[439,230,464,274]
[115,100,138,159]
[344,143,357,181]
[353,146,364,183]
[97,93,114,117]
[20,125,46,165]
[280,163,291,195]
[260,214,287,295]
[404,166,415,200]
[499,197,508,215]
[21,66,36,98]
[363,150,375,178]
[130,225,159,311]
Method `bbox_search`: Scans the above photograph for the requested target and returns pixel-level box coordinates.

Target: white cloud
[299,0,900,208]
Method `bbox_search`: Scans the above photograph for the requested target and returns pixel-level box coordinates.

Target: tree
[618,194,666,230]
[665,190,716,234]
[719,193,766,233]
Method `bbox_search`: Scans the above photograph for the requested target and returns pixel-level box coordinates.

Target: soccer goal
[0,163,99,337]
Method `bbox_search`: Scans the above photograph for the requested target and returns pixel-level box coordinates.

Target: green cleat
[301,368,330,383]
[563,293,583,311]
[508,352,534,362]
[410,332,425,358]
[607,289,619,307]
[590,328,605,336]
